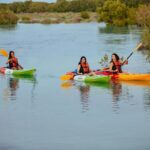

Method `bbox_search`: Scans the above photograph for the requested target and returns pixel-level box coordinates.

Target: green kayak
[74,75,110,83]
[0,67,36,76]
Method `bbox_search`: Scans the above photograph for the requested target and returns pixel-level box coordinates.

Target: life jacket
[79,62,90,74]
[112,61,122,73]
[9,57,18,68]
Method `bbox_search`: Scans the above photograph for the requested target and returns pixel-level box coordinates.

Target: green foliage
[0,0,150,14]
[80,11,90,19]
[53,0,69,12]
[142,28,150,49]
[0,0,99,13]
[136,5,150,50]
[99,53,124,68]
[126,8,137,25]
[28,2,49,13]
[99,54,109,68]
[68,0,97,12]
[53,0,98,12]
[122,0,139,7]
[146,51,150,63]
[122,0,150,7]
[0,10,18,25]
[136,5,150,28]
[0,4,9,10]
[97,0,128,26]
[9,1,32,13]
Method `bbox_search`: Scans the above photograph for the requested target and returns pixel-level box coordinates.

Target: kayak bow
[0,67,36,76]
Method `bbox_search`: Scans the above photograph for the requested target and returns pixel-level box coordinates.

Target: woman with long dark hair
[77,56,95,75]
[6,51,23,70]
[109,53,128,73]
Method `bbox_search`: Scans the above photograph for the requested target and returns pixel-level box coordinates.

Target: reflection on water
[144,88,150,114]
[77,82,112,112]
[110,80,122,111]
[8,77,19,100]
[0,24,17,31]
[121,80,150,87]
[61,80,150,113]
[98,25,141,46]
[76,83,90,113]
[99,25,139,34]
[61,81,90,112]
[3,75,37,101]
[0,23,150,149]
[61,80,125,113]
[61,81,112,112]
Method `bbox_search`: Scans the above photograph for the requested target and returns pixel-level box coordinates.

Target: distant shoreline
[17,12,98,24]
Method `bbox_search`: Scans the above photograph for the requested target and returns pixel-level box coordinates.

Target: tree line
[0,0,150,13]
[0,0,150,49]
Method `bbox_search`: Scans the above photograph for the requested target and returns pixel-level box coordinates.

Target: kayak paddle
[0,49,8,57]
[0,49,24,69]
[60,74,74,80]
[122,42,143,65]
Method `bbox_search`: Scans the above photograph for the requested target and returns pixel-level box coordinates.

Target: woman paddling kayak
[109,53,128,73]
[6,51,23,70]
[77,56,95,75]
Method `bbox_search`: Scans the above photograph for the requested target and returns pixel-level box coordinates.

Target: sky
[0,0,56,3]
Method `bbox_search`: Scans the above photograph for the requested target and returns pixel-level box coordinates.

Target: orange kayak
[118,74,150,81]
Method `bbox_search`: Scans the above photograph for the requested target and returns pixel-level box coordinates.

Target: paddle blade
[60,74,74,80]
[0,49,8,57]
[134,42,143,51]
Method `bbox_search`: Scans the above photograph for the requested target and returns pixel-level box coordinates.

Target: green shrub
[113,19,127,26]
[97,0,128,26]
[80,11,90,19]
[28,2,49,13]
[136,5,150,27]
[0,10,18,25]
[122,0,150,7]
[126,8,137,25]
[142,28,150,49]
[9,1,31,13]
[137,5,150,50]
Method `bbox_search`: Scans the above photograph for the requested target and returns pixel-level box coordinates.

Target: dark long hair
[111,53,120,62]
[79,56,87,64]
[8,51,15,59]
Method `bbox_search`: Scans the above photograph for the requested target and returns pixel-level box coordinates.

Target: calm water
[0,23,150,150]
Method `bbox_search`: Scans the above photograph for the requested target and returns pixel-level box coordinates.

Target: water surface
[0,23,150,150]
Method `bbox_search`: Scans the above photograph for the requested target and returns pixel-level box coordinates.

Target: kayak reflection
[3,75,37,101]
[110,80,122,111]
[61,79,150,112]
[77,83,90,113]
[8,77,19,100]
[61,81,111,112]
[61,81,111,89]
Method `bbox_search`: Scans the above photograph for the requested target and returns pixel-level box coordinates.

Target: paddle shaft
[122,43,143,65]
[122,51,133,65]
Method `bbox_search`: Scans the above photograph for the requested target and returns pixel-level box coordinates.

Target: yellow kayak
[118,74,150,81]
